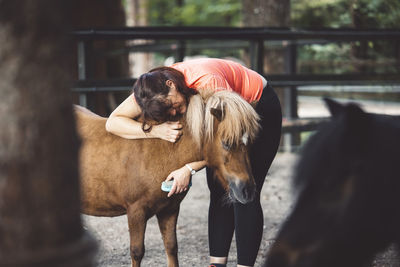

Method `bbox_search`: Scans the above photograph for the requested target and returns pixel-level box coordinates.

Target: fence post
[250,39,264,74]
[176,40,186,62]
[77,40,90,107]
[283,41,299,152]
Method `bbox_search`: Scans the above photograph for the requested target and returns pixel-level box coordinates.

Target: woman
[106,58,282,267]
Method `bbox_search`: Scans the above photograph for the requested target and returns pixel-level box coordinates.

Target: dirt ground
[83,152,400,267]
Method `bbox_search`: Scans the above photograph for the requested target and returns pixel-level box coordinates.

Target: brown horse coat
[75,91,259,267]
[77,108,200,217]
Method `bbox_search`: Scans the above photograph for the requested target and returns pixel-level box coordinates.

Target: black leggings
[207,83,282,266]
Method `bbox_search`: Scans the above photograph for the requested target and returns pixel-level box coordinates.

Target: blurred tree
[243,0,290,27]
[0,1,96,266]
[126,0,153,76]
[242,0,290,74]
[242,0,293,149]
[72,0,129,116]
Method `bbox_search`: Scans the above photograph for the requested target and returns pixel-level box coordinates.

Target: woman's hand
[152,121,183,143]
[165,166,191,197]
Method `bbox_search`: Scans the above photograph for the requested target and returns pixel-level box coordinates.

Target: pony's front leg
[156,207,180,267]
[127,205,147,267]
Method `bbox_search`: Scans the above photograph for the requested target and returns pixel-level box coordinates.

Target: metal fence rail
[73,27,400,41]
[73,27,400,76]
[72,27,400,150]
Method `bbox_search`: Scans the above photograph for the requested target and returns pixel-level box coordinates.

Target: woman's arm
[165,160,207,197]
[105,93,182,142]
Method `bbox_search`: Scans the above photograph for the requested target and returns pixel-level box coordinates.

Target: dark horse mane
[264,98,400,267]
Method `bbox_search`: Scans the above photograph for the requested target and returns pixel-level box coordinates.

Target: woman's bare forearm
[185,160,207,172]
[105,116,155,139]
[105,93,183,142]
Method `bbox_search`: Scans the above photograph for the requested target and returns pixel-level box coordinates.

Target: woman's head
[133,67,197,131]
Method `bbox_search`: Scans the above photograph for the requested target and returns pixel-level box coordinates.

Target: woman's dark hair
[132,66,197,132]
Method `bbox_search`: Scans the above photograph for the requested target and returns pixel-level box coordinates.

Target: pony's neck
[175,125,204,163]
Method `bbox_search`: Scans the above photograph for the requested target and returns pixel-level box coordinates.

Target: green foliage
[146,0,400,28]
[292,0,351,28]
[121,0,128,9]
[147,0,241,26]
[298,43,353,74]
[292,0,400,75]
[292,0,400,28]
[143,0,399,74]
[351,0,400,28]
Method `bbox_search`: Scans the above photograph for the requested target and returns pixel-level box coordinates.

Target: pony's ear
[210,108,224,121]
[324,97,366,118]
[324,98,344,117]
[324,97,367,125]
[326,99,369,154]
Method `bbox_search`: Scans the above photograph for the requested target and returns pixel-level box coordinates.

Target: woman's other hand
[165,166,191,197]
[152,121,183,143]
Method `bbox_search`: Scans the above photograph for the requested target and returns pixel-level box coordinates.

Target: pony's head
[264,99,400,267]
[187,90,260,204]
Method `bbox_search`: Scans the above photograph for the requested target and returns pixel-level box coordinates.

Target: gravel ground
[83,152,400,267]
[82,152,296,266]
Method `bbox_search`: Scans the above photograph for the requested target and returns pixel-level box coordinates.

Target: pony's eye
[222,141,231,151]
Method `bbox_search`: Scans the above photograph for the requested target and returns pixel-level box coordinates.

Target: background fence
[72,27,400,150]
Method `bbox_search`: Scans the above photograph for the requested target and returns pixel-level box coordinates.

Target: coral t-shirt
[171,58,264,102]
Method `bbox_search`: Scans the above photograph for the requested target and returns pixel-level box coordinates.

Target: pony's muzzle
[228,178,256,204]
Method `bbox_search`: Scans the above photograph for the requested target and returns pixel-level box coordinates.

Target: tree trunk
[242,0,290,73]
[72,0,130,116]
[242,0,290,27]
[242,0,295,151]
[0,1,96,266]
[126,0,153,76]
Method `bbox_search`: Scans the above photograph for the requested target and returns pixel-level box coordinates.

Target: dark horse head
[264,98,400,267]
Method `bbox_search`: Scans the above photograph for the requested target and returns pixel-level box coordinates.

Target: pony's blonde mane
[185,94,204,148]
[185,90,260,148]
[204,91,260,146]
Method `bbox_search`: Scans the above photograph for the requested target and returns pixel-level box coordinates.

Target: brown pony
[75,90,260,267]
